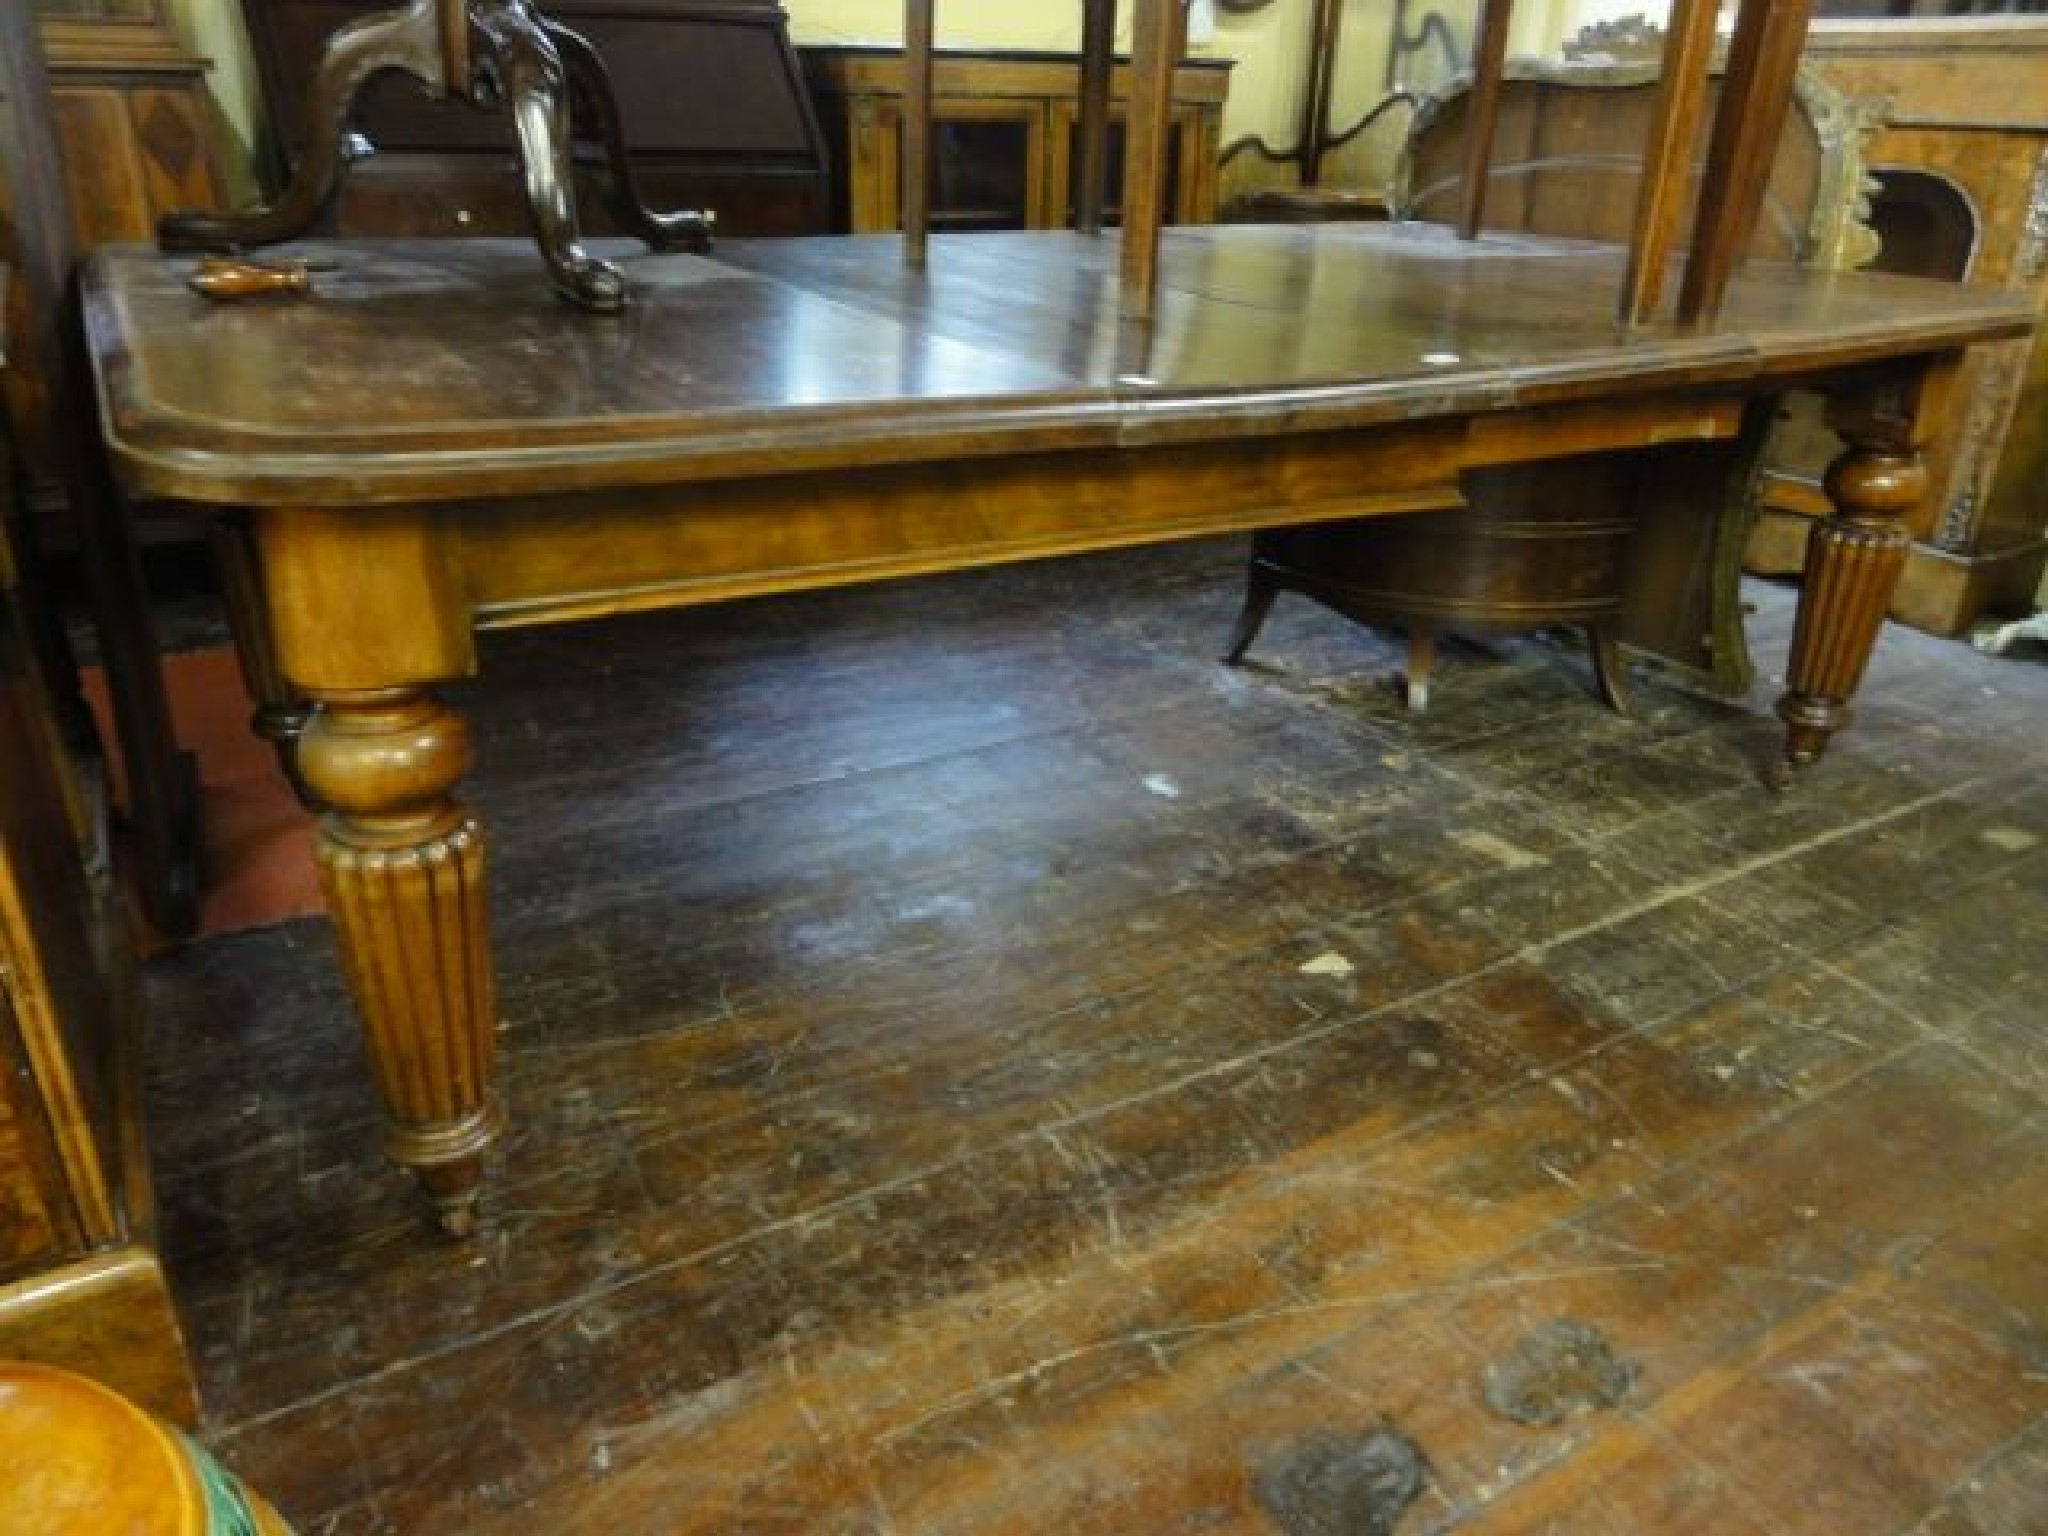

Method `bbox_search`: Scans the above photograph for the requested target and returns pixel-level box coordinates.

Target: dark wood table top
[84,224,2034,506]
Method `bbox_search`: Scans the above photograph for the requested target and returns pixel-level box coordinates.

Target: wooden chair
[897,0,1818,336]
[1223,18,1875,708]
[1394,29,1876,270]
[897,0,1133,255]
[899,0,1230,318]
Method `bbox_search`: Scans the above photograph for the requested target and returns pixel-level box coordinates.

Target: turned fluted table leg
[1774,371,1947,778]
[297,689,499,1235]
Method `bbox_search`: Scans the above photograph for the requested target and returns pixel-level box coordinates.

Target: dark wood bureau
[241,0,830,237]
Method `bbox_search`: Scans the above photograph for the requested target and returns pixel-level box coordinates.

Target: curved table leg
[1588,623,1633,717]
[159,0,446,251]
[297,688,499,1236]
[544,17,714,252]
[470,0,626,313]
[1773,383,1935,780]
[1221,562,1280,665]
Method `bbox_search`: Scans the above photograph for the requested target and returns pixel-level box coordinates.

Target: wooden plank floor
[142,538,2048,1533]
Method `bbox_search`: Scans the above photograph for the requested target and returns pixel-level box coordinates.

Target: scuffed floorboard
[142,539,2048,1533]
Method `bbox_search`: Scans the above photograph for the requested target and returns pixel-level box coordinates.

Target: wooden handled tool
[188,256,314,301]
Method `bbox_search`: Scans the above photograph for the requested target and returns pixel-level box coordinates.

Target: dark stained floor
[142,538,2048,1533]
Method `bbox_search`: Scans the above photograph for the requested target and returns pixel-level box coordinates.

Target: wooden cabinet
[34,0,226,248]
[7,0,200,938]
[804,48,1230,233]
[0,355,196,1430]
[1746,17,2048,634]
[241,0,831,237]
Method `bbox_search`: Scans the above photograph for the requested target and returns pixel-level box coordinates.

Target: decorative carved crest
[1562,13,1667,64]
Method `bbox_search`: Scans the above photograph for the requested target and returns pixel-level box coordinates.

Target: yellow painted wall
[777,0,1579,163]
[786,0,1579,167]
[783,1,1112,53]
[163,0,263,198]
[780,0,1306,148]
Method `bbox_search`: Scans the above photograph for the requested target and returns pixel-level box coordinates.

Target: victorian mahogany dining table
[82,223,2034,1232]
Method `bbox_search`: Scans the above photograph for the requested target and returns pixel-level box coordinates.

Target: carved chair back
[1392,43,1880,273]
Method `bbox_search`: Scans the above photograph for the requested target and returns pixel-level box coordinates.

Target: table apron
[447,390,1748,634]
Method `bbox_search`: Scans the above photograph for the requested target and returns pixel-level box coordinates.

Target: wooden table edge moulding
[95,0,2035,1235]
